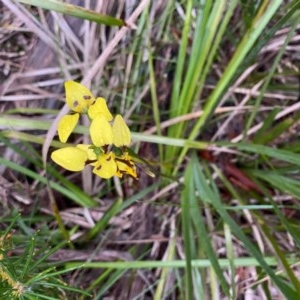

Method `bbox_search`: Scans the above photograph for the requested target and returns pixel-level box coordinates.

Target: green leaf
[18,0,126,26]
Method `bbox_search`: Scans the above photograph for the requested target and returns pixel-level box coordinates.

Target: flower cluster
[51,81,137,179]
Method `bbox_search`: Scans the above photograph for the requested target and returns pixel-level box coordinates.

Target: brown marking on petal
[106,155,112,161]
[128,161,134,167]
[73,100,79,108]
[86,159,97,165]
[115,157,132,167]
[83,95,91,100]
[102,145,109,153]
[96,165,102,170]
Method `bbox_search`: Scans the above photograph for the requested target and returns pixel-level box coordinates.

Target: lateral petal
[58,113,79,143]
[51,147,88,171]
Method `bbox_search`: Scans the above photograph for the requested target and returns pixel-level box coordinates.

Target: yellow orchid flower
[51,147,88,171]
[93,152,117,179]
[52,81,144,180]
[112,114,131,147]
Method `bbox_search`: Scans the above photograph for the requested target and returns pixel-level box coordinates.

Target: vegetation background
[1,0,300,299]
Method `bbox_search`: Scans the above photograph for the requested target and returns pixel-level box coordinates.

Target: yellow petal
[51,147,88,171]
[112,115,131,147]
[90,114,113,147]
[65,81,95,113]
[88,97,113,121]
[93,152,117,179]
[58,113,79,143]
[76,144,97,161]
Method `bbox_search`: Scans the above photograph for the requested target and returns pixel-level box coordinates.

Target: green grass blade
[220,142,300,167]
[95,268,127,299]
[224,223,236,299]
[18,0,125,26]
[168,0,193,120]
[147,33,163,163]
[181,161,194,300]
[20,236,36,280]
[66,256,298,270]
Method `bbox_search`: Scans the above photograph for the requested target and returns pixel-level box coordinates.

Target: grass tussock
[1,0,300,299]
